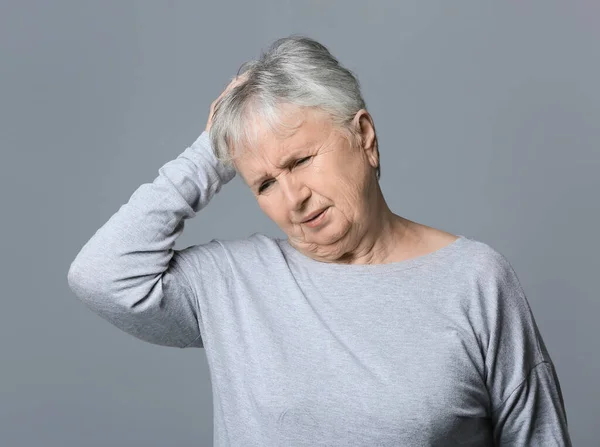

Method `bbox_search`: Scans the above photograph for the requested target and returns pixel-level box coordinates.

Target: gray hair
[209,34,381,180]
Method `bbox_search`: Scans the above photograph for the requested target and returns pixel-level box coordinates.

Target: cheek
[312,156,364,201]
[258,200,275,216]
[258,199,290,224]
[310,162,341,195]
[324,174,364,204]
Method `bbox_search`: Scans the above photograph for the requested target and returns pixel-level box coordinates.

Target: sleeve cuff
[190,131,237,184]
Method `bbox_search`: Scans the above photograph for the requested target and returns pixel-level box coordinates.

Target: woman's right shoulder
[175,232,285,269]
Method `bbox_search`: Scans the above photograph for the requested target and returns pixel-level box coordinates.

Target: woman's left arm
[490,360,571,445]
[479,252,572,446]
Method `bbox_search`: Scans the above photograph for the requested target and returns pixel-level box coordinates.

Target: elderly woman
[67,36,571,446]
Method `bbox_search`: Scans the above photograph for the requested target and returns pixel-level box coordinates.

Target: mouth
[302,208,327,223]
[300,207,330,227]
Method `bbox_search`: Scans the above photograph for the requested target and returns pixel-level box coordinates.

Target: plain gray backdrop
[1,0,597,445]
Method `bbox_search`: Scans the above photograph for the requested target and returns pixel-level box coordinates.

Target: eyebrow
[250,148,310,189]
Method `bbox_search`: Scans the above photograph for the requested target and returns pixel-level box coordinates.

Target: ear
[352,109,378,169]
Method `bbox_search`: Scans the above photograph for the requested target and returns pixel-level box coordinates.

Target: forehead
[233,105,334,184]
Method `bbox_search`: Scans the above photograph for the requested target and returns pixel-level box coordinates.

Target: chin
[310,223,351,245]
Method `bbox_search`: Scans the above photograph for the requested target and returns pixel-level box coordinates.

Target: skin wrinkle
[232,103,430,265]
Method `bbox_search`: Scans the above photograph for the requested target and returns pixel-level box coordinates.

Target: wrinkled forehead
[235,103,325,153]
[231,104,334,174]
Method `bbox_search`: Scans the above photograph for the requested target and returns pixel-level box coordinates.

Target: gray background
[1,0,597,445]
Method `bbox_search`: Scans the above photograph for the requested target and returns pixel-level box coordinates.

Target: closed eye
[293,156,311,167]
[257,156,312,194]
[258,180,274,194]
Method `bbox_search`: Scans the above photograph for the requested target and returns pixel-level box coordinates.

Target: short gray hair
[209,34,380,180]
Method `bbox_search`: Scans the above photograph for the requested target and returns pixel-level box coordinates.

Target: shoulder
[446,236,529,318]
[415,225,515,283]
[215,232,284,252]
[459,236,520,285]
[456,237,533,325]
[202,232,287,265]
[174,232,282,266]
[173,233,287,286]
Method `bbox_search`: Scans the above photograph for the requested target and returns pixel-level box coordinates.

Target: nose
[280,173,311,210]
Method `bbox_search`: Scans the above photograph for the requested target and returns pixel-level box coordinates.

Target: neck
[336,200,411,265]
[288,186,417,265]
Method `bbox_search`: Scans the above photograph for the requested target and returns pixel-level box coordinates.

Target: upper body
[67,36,572,446]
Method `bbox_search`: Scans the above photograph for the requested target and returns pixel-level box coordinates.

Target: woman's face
[233,104,379,261]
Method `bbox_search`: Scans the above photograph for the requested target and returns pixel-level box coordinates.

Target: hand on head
[205,73,249,133]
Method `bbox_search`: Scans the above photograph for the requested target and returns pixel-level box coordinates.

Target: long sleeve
[67,131,236,348]
[479,253,572,445]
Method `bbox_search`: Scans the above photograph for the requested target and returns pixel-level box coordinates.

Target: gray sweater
[67,131,572,446]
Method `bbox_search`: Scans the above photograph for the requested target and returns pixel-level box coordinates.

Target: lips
[301,208,327,223]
